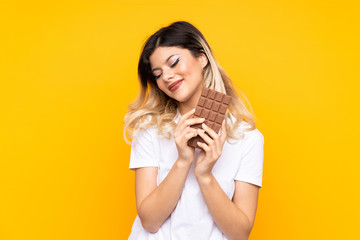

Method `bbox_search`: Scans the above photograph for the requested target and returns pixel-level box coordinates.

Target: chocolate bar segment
[187,88,231,148]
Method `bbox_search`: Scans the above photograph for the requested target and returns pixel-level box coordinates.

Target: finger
[184,117,205,127]
[197,128,216,149]
[176,109,201,135]
[176,125,191,136]
[175,117,204,137]
[177,126,197,141]
[178,108,196,126]
[176,117,205,137]
[202,122,223,155]
[197,141,211,153]
[184,130,198,141]
[200,123,220,153]
[201,123,218,140]
[175,127,196,147]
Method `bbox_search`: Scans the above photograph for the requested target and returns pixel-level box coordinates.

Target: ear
[199,52,208,69]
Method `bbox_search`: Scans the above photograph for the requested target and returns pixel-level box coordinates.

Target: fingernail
[198,128,205,133]
[200,118,205,121]
[202,123,206,128]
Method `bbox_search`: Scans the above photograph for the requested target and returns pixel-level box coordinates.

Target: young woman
[124,21,264,240]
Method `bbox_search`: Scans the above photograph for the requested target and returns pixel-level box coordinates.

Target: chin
[170,89,190,101]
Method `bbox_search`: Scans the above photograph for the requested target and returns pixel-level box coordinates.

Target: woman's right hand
[173,108,205,163]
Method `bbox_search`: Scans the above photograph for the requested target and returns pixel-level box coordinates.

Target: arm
[134,109,205,233]
[196,176,259,240]
[135,159,192,233]
[195,121,262,240]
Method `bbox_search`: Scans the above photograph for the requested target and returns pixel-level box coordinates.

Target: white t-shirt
[128,112,264,240]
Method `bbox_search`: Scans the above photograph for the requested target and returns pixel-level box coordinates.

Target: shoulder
[229,113,263,137]
[241,123,264,142]
[237,124,264,159]
[132,115,158,142]
[226,114,264,150]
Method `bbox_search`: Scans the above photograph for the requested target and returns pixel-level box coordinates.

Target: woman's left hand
[194,120,227,179]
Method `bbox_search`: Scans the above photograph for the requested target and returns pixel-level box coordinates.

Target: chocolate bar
[187,88,231,148]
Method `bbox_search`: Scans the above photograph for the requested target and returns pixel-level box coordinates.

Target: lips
[168,80,183,91]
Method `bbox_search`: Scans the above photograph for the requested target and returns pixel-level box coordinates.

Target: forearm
[138,158,192,232]
[197,175,251,240]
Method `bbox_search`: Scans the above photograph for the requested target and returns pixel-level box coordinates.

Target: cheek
[178,59,202,78]
[156,81,167,92]
[178,63,189,75]
[177,59,194,76]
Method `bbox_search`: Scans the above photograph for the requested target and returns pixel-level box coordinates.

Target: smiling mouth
[168,80,183,91]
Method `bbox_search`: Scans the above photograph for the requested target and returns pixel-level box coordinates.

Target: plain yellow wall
[1,0,359,239]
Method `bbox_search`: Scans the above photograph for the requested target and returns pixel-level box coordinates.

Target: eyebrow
[151,54,177,73]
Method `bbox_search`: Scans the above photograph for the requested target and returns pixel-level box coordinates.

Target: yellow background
[1,0,359,239]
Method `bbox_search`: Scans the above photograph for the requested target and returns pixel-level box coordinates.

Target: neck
[178,85,204,115]
[178,103,194,116]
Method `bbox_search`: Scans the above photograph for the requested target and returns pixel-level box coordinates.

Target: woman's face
[149,46,208,105]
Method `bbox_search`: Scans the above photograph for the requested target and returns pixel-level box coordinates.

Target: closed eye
[154,74,161,80]
[170,57,180,67]
[153,57,180,80]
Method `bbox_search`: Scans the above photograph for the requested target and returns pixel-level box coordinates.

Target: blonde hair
[123,21,257,144]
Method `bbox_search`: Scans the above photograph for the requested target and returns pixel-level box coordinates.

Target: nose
[162,67,174,81]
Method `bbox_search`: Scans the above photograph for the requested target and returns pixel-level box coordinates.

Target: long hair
[123,21,257,144]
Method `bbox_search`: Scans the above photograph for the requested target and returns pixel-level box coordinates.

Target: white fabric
[128,112,264,240]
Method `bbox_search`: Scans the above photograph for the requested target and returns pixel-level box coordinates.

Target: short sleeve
[234,129,264,188]
[129,127,159,170]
